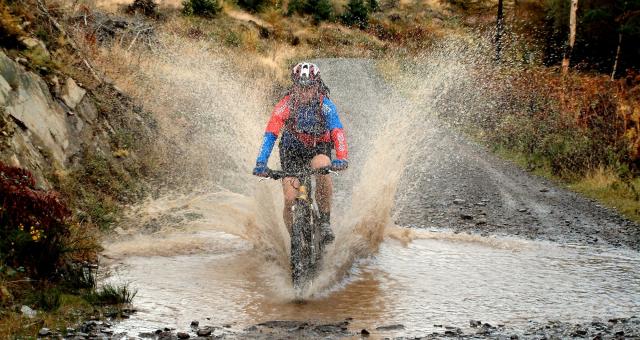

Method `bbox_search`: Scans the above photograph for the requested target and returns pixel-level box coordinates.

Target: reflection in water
[109,231,640,337]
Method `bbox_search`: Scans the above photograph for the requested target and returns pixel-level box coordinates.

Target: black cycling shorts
[279,141,332,173]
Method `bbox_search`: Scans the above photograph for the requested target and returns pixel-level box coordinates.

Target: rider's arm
[323,98,348,160]
[256,96,291,164]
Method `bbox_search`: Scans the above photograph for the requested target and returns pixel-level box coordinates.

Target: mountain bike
[264,166,333,292]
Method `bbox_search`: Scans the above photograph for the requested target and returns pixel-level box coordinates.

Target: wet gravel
[45,315,638,339]
[397,127,640,251]
[176,316,640,339]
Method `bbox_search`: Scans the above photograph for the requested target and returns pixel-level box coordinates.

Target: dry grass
[0,0,25,46]
[569,168,640,223]
[577,167,618,188]
[90,0,455,64]
[96,0,182,11]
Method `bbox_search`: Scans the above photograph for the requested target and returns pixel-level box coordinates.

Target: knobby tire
[291,201,311,290]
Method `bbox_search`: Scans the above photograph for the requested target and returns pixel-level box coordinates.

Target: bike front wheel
[290,201,312,290]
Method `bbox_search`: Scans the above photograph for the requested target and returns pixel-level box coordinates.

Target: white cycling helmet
[291,62,321,86]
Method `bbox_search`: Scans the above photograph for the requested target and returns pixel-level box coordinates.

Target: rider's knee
[310,154,330,168]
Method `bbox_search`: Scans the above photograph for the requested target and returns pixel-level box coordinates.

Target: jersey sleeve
[256,96,290,164]
[323,97,348,160]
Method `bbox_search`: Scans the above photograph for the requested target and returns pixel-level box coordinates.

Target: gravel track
[402,127,640,250]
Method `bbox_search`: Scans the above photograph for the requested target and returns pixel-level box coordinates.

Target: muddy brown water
[106,228,640,338]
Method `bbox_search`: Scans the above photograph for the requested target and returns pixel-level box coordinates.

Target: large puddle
[107,230,640,337]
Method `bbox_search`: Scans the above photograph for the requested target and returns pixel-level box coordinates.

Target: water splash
[100,29,506,299]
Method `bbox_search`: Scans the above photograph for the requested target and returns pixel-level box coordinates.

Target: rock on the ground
[460,213,474,220]
[476,218,487,225]
[19,37,50,59]
[38,327,50,336]
[375,324,405,330]
[61,77,87,110]
[20,305,36,318]
[157,331,177,340]
[196,327,213,336]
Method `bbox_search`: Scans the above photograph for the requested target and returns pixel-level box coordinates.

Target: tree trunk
[495,0,504,62]
[611,31,623,81]
[562,0,578,75]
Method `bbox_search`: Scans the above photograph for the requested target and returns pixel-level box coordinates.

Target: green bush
[340,0,369,29]
[224,31,241,47]
[490,107,629,179]
[60,263,97,292]
[182,0,221,18]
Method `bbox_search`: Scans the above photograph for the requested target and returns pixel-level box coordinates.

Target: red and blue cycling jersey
[256,95,348,164]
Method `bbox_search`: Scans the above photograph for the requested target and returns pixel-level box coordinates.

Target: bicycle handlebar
[264,167,333,180]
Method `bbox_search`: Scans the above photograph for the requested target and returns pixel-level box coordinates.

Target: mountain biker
[252,62,349,245]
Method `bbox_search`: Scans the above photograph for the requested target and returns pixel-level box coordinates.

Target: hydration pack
[286,95,326,136]
[284,79,331,136]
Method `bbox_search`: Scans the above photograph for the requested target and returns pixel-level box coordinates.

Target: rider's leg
[311,154,335,243]
[282,177,299,235]
[311,154,332,213]
[279,140,305,236]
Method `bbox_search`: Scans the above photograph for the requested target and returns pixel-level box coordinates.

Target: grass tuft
[31,287,62,312]
[84,283,137,305]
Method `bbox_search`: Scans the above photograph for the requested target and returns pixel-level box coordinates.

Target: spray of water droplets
[101,31,509,298]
